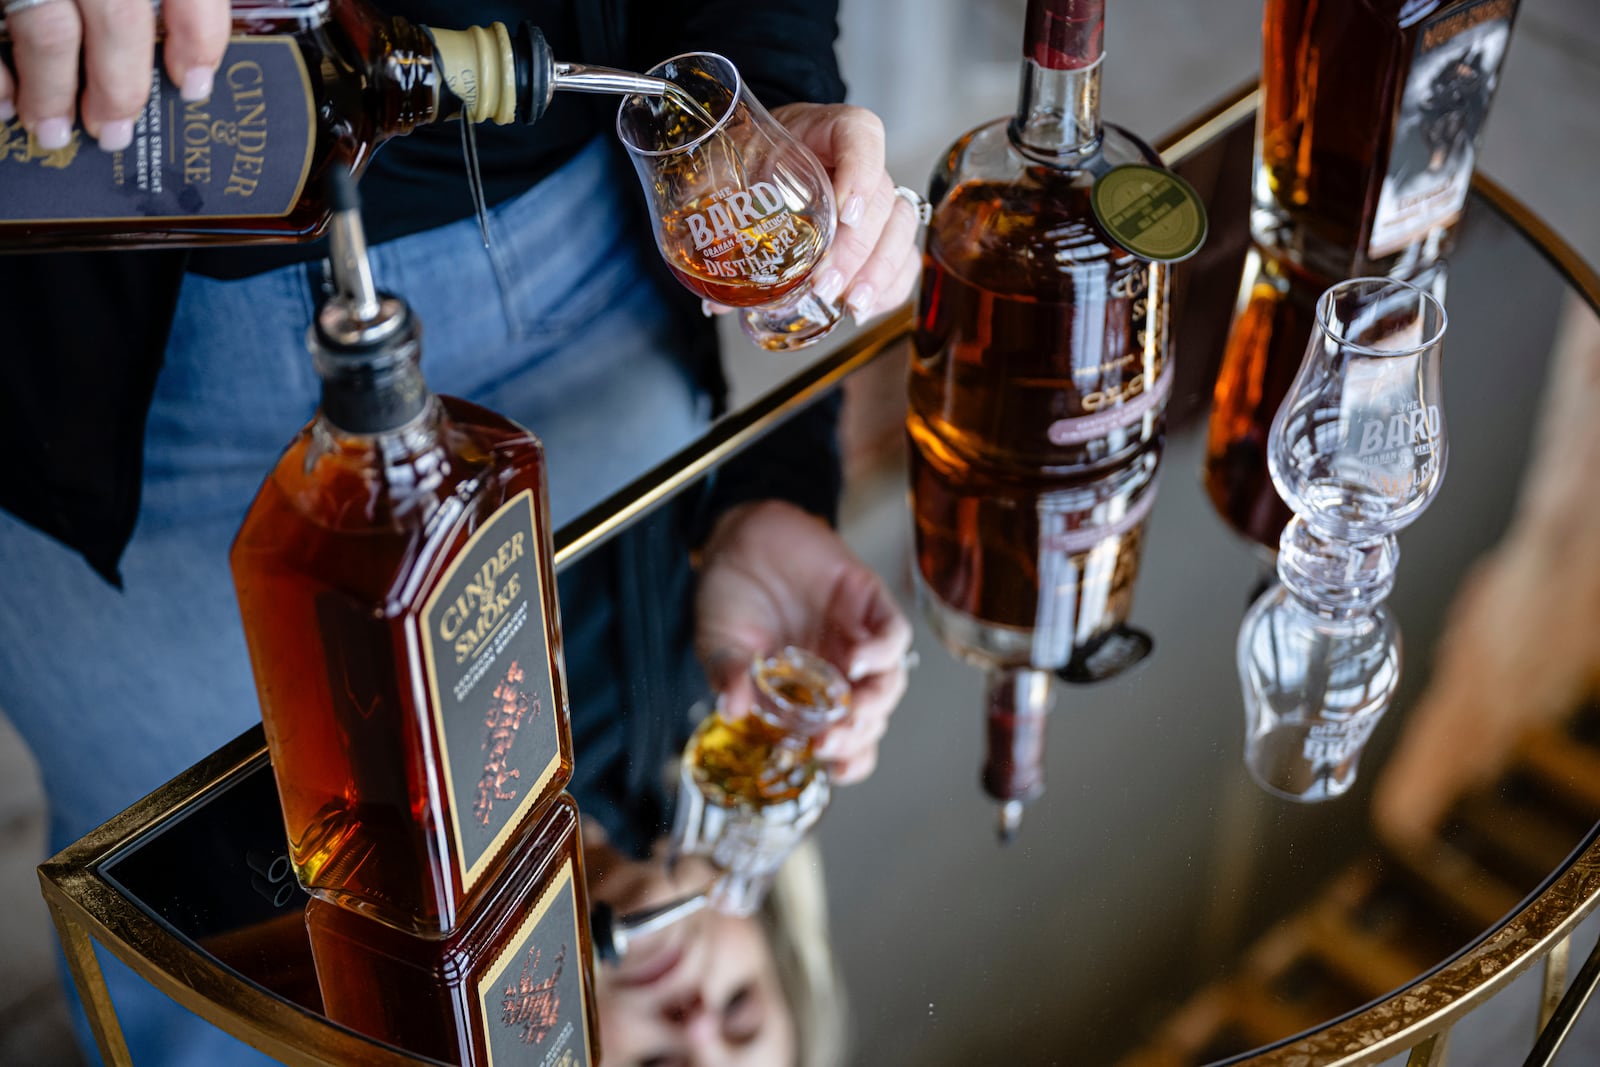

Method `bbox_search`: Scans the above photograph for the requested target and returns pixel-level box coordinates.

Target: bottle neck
[424,24,522,126]
[314,301,436,437]
[1011,0,1105,162]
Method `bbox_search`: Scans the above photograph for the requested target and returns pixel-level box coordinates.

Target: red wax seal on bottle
[1024,0,1105,70]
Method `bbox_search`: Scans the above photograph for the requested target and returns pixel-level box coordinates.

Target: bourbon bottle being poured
[230,169,572,935]
[0,0,682,250]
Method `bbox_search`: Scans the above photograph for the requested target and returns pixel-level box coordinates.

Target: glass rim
[1314,276,1449,358]
[614,50,744,159]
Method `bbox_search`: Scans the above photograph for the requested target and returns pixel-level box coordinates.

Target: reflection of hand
[695,500,911,785]
[703,102,921,325]
[0,0,229,151]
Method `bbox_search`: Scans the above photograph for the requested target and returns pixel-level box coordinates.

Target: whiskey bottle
[910,0,1203,477]
[0,0,676,251]
[673,647,849,915]
[908,414,1161,838]
[231,171,571,934]
[1254,0,1521,277]
[305,793,599,1066]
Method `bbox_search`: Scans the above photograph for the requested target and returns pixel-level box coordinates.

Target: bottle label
[1089,165,1207,263]
[422,490,563,896]
[0,37,314,223]
[476,857,594,1066]
[1367,0,1517,257]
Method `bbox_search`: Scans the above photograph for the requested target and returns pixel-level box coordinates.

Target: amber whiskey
[0,0,670,251]
[230,177,571,934]
[306,794,598,1066]
[911,0,1176,477]
[1254,0,1520,276]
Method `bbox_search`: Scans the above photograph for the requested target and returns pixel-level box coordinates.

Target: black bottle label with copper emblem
[422,490,562,896]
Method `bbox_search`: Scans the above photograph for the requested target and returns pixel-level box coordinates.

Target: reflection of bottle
[1239,587,1401,803]
[231,175,571,934]
[306,794,599,1066]
[910,0,1185,476]
[909,415,1161,838]
[0,3,669,250]
[1254,0,1520,277]
[674,647,849,915]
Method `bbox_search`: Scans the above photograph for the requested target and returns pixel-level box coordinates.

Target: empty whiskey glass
[1268,277,1447,606]
[1238,584,1401,803]
[672,646,850,915]
[617,53,840,351]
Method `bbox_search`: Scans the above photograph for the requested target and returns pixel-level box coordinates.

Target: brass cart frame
[37,87,1600,1067]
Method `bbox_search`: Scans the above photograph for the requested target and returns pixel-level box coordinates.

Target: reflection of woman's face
[586,835,797,1067]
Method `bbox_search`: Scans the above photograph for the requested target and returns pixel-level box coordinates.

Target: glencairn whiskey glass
[617,53,840,351]
[673,646,849,914]
[1269,277,1447,606]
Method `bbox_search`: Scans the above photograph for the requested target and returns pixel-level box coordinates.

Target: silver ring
[2,0,69,16]
[893,184,932,226]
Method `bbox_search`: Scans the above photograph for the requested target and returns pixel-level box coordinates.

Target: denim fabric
[0,136,709,1066]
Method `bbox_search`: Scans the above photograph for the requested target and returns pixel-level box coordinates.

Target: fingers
[8,0,84,149]
[818,105,886,233]
[161,0,231,102]
[843,195,925,324]
[0,60,14,122]
[78,0,155,148]
[814,172,894,311]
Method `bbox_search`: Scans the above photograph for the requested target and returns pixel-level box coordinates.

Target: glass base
[740,281,842,352]
[1275,516,1398,618]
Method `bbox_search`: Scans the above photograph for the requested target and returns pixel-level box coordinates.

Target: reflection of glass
[673,647,849,915]
[1238,586,1401,802]
[617,53,839,351]
[1269,277,1448,607]
[909,414,1162,838]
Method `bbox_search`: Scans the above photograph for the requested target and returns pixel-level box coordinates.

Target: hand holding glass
[617,53,841,351]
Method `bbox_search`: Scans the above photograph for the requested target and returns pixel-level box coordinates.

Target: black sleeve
[626,0,846,108]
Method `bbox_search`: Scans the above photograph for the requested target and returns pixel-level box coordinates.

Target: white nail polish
[841,195,865,227]
[98,119,134,153]
[35,118,72,151]
[0,99,15,123]
[182,67,215,103]
[814,268,845,305]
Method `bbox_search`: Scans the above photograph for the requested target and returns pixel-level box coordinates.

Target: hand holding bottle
[695,500,911,785]
[0,0,228,151]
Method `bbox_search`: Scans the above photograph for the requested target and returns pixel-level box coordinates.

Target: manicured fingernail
[98,119,133,153]
[814,268,845,305]
[701,299,716,318]
[715,693,737,723]
[840,195,865,227]
[848,656,871,682]
[36,118,72,151]
[0,99,15,122]
[181,67,214,103]
[847,284,876,322]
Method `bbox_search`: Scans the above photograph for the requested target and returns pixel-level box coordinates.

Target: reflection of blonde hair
[764,839,848,1067]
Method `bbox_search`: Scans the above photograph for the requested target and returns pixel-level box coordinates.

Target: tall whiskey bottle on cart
[231,173,571,935]
[908,0,1199,838]
[1254,0,1520,277]
[0,0,675,250]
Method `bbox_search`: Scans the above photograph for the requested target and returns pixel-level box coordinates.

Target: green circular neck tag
[1090,164,1208,263]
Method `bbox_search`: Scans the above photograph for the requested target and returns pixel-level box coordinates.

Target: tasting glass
[616,53,841,351]
[673,647,850,915]
[1267,277,1447,607]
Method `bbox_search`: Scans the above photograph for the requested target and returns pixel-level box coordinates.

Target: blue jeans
[0,137,709,1066]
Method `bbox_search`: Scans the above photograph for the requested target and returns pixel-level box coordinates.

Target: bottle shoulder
[926,120,1165,292]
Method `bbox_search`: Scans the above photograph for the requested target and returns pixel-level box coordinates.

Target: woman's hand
[702,102,922,327]
[695,500,912,785]
[1,0,229,151]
